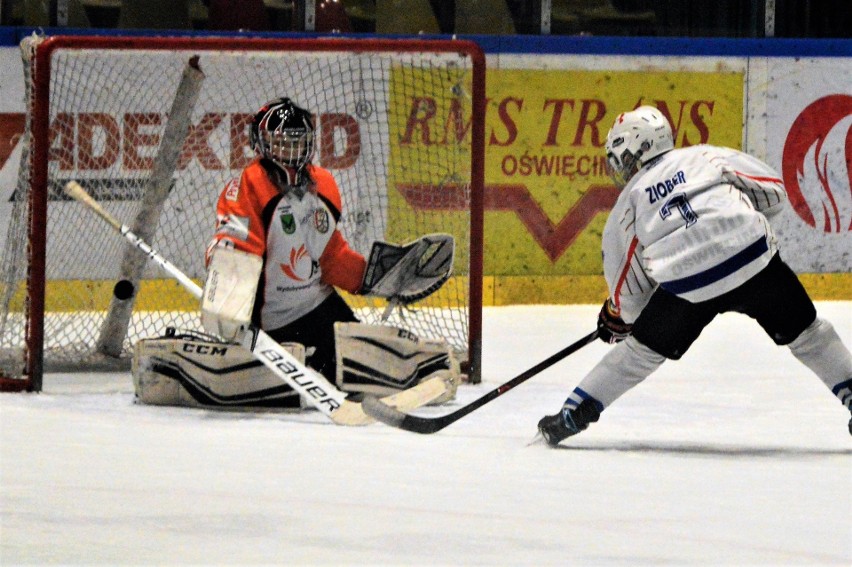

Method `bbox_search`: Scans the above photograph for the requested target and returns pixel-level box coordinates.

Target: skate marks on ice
[523,426,852,457]
[549,440,852,459]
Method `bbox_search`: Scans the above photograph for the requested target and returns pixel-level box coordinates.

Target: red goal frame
[8,35,485,392]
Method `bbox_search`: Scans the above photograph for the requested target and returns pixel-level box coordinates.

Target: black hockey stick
[362,330,599,434]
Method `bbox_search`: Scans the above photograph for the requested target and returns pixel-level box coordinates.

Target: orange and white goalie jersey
[603,144,787,322]
[207,158,366,330]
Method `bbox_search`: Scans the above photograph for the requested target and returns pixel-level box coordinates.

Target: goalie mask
[250,97,315,184]
[604,106,674,188]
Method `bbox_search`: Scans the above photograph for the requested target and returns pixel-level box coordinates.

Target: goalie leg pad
[334,322,460,402]
[132,332,308,410]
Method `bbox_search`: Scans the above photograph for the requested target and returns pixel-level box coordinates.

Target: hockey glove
[597,298,632,344]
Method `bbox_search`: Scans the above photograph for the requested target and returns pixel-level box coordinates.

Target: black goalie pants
[265,292,359,380]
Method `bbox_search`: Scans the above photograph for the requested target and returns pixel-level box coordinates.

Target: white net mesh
[0,36,482,385]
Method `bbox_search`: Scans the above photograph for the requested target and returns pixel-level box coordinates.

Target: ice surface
[2,303,851,565]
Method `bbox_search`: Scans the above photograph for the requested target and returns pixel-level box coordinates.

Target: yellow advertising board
[483,69,744,303]
[386,65,474,275]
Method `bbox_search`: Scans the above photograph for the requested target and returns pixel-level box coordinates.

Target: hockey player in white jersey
[538,106,852,445]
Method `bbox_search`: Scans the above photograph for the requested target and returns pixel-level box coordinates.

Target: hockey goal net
[0,35,485,392]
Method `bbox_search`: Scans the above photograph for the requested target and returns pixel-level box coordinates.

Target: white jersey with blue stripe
[602,144,787,322]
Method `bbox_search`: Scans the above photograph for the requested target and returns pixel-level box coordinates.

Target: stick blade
[361,395,449,434]
[332,376,449,427]
[361,394,408,427]
[328,400,375,426]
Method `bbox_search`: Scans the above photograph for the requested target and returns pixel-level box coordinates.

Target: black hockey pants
[632,253,817,360]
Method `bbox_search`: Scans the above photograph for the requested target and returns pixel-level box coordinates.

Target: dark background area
[1,0,849,38]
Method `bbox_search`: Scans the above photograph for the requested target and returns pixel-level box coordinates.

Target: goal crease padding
[0,35,485,391]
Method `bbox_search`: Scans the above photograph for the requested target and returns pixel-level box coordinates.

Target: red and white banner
[765,58,852,272]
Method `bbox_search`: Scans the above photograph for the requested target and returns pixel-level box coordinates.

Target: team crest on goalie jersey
[280,212,296,234]
[314,209,329,233]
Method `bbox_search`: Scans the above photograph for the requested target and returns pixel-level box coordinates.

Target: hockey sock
[565,336,665,410]
[788,317,852,410]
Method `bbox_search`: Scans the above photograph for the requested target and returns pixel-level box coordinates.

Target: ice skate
[537,412,582,446]
[537,398,601,447]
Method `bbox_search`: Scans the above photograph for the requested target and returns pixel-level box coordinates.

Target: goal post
[0,34,485,392]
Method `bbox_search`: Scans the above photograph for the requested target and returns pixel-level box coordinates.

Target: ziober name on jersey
[644,170,686,203]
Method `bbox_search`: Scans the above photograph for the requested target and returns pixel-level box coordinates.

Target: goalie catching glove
[360,233,454,304]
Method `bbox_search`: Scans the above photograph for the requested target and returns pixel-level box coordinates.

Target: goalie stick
[362,330,600,434]
[63,181,447,425]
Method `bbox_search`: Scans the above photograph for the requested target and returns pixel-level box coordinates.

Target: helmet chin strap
[266,160,310,197]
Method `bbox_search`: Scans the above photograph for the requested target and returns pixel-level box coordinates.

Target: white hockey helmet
[604,106,674,188]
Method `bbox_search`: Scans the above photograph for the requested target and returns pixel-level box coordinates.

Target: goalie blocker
[133,324,460,410]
